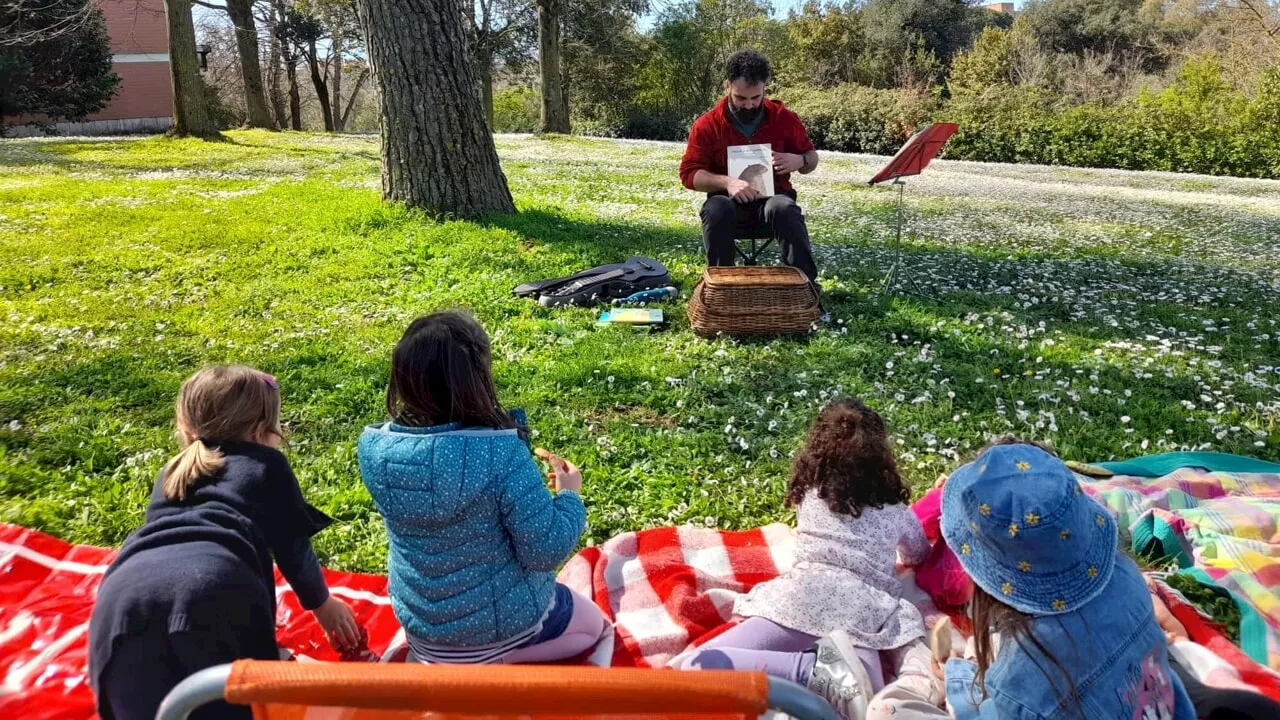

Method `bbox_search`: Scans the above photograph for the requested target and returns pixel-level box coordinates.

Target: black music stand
[868,122,958,296]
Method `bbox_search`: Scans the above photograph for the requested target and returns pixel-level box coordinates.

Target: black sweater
[89,441,333,693]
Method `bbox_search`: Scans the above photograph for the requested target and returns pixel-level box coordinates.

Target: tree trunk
[536,0,569,134]
[266,22,287,128]
[355,0,515,217]
[286,56,302,130]
[331,34,344,131]
[475,46,494,129]
[560,63,570,128]
[339,68,370,130]
[165,0,220,137]
[225,0,274,128]
[307,40,336,131]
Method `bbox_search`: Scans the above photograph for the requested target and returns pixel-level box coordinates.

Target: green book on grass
[598,309,664,327]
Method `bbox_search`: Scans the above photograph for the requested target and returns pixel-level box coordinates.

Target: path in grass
[1,131,1277,571]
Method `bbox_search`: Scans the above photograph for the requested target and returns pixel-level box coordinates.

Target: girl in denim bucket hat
[937,442,1196,720]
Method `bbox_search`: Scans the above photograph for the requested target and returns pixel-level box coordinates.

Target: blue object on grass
[616,286,679,305]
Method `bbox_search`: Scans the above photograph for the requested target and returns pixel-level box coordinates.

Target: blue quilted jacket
[358,422,586,646]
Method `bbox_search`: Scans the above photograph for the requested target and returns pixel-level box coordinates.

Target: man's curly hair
[725,50,772,85]
[786,398,908,517]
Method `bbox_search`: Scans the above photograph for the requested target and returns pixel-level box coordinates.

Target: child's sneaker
[806,630,872,720]
[894,639,944,707]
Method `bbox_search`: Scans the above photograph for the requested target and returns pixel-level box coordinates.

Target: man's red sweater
[679,97,816,194]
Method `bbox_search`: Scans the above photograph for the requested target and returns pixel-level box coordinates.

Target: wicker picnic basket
[687,266,820,336]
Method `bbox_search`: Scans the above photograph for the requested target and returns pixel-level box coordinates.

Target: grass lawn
[1,131,1278,573]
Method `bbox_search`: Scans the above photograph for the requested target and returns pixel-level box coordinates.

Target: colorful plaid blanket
[1082,467,1280,672]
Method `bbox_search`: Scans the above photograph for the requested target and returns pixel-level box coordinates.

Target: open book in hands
[728,143,775,197]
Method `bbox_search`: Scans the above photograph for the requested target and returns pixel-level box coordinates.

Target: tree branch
[192,0,228,11]
[1233,0,1280,44]
[340,67,370,127]
[0,0,95,47]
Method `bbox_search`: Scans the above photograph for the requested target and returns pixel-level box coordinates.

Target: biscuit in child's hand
[534,448,566,476]
[930,617,953,663]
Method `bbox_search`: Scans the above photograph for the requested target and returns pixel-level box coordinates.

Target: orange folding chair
[155,661,841,720]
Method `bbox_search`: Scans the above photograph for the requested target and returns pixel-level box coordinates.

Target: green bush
[492,87,539,134]
[778,83,939,155]
[573,110,691,142]
[941,85,1049,164]
[572,116,625,139]
[1131,57,1279,177]
[939,58,1280,178]
[619,113,692,142]
[592,56,1279,178]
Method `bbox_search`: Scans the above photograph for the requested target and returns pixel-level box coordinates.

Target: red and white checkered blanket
[0,521,916,718]
[556,523,799,667]
[557,522,961,668]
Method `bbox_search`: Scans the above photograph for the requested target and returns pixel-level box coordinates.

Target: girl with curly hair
[676,398,931,719]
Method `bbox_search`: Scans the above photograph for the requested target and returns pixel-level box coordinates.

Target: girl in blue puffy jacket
[359,311,605,664]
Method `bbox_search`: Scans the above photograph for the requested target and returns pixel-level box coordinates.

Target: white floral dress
[734,491,931,649]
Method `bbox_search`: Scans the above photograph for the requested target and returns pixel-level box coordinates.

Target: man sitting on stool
[679,50,820,285]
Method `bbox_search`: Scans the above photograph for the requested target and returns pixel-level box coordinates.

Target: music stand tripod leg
[879,179,905,295]
[880,178,930,299]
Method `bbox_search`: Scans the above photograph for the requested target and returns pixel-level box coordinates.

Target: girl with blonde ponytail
[163,365,284,501]
[89,365,360,720]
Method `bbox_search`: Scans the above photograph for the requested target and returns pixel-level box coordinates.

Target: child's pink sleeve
[916,542,974,609]
[913,487,943,542]
[909,490,975,608]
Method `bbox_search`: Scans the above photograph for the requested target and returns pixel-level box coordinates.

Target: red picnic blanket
[0,523,398,719]
[3,521,1277,718]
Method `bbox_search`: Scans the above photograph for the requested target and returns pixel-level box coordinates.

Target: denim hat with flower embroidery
[940,443,1117,615]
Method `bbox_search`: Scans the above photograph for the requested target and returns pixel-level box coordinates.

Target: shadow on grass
[0,134,376,176]
[479,207,698,268]
[223,136,380,163]
[0,343,391,471]
[474,205,1278,362]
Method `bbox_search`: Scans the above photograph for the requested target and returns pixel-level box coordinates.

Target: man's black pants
[699,192,819,283]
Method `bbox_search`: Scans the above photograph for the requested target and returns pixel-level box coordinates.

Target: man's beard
[728,102,763,124]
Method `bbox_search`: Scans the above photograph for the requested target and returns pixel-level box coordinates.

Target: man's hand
[772,151,804,174]
[726,177,761,203]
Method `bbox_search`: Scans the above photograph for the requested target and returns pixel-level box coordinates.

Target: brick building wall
[94,0,173,123]
[9,0,173,135]
[91,0,173,131]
